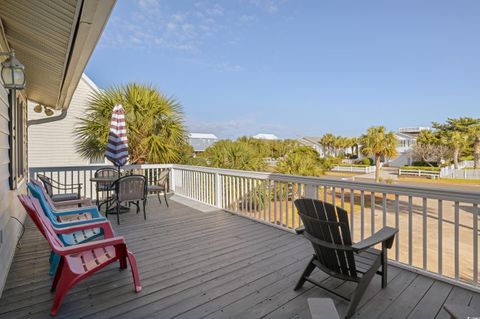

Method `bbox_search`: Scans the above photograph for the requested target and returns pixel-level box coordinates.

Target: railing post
[215,172,223,208]
[304,183,318,199]
[169,167,176,193]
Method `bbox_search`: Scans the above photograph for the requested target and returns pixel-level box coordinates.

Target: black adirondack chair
[294,198,398,318]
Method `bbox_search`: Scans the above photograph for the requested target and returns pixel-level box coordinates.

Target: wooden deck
[0,195,479,319]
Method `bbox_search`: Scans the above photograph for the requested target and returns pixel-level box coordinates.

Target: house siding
[28,74,100,167]
[0,74,27,296]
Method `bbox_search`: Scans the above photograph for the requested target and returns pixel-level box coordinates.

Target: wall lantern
[0,50,26,90]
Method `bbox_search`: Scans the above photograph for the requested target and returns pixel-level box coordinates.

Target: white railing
[331,165,376,174]
[399,168,440,179]
[29,164,172,201]
[29,164,480,292]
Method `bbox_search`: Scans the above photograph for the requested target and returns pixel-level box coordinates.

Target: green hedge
[335,163,372,168]
[400,166,440,172]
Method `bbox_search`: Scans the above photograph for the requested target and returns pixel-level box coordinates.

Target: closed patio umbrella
[105,104,128,171]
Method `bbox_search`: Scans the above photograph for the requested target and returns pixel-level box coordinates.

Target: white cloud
[178,57,245,73]
[246,0,286,13]
[102,2,227,52]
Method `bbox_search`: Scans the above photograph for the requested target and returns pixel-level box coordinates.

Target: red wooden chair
[18,194,142,316]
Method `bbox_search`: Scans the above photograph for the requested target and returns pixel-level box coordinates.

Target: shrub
[401,166,441,172]
[460,155,474,161]
[411,160,439,167]
[356,158,373,166]
[334,163,371,167]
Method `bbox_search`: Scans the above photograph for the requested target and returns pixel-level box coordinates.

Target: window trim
[8,90,27,190]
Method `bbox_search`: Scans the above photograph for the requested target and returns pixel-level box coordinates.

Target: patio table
[90,176,129,214]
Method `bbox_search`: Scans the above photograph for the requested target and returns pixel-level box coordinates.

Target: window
[8,92,27,190]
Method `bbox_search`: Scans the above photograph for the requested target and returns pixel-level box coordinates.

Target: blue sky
[86,0,480,139]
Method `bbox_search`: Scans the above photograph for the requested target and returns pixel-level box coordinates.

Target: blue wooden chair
[28,181,108,275]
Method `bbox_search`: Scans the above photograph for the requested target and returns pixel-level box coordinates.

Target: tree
[320,133,336,157]
[76,83,187,164]
[412,130,450,166]
[359,126,398,182]
[200,140,266,171]
[433,118,476,169]
[440,131,468,169]
[469,125,480,168]
[276,146,324,177]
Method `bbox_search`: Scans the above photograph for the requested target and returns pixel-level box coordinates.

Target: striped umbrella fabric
[105,104,128,167]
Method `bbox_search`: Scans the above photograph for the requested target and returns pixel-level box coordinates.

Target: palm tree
[200,140,266,171]
[276,146,324,177]
[360,126,398,182]
[320,133,336,157]
[76,84,187,164]
[441,131,468,169]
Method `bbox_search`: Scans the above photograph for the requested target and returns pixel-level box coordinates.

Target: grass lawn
[399,176,480,186]
[324,171,358,178]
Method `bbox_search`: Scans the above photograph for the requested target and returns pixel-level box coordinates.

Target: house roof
[395,132,417,141]
[0,0,115,110]
[189,133,218,139]
[252,133,279,140]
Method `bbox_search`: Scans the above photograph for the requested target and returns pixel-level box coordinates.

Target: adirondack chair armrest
[54,198,93,208]
[294,226,305,235]
[53,206,102,218]
[352,226,398,252]
[53,220,115,238]
[304,231,353,251]
[55,237,126,255]
[54,216,107,228]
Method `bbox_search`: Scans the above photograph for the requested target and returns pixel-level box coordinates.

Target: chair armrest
[295,226,305,235]
[54,198,93,208]
[50,184,82,191]
[49,179,83,187]
[53,206,102,218]
[55,237,125,255]
[352,227,398,252]
[54,220,115,238]
[54,216,106,228]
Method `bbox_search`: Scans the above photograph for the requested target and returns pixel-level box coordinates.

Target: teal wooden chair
[28,181,108,275]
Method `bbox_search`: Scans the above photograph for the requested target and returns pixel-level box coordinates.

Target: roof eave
[56,0,115,110]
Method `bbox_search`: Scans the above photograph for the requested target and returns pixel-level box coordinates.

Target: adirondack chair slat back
[30,179,57,208]
[295,198,357,278]
[18,195,64,250]
[28,182,55,218]
[37,174,53,197]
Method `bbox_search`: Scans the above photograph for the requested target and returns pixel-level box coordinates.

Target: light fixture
[0,50,26,90]
[33,104,42,113]
[44,107,54,116]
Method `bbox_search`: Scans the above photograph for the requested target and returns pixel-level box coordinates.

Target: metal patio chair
[37,174,82,203]
[110,175,147,225]
[146,169,169,207]
[93,167,120,208]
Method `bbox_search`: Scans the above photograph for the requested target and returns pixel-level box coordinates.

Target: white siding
[28,74,101,167]
[0,72,27,296]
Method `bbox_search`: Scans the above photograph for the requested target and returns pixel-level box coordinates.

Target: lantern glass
[1,53,26,90]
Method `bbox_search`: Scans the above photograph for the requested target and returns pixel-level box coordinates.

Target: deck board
[0,195,479,319]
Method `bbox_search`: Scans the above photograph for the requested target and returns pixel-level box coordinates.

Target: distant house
[388,127,430,167]
[298,137,325,157]
[188,133,218,153]
[28,74,102,167]
[252,133,279,140]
